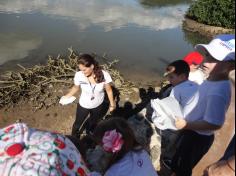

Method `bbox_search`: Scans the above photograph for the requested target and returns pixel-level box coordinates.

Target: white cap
[195,34,235,61]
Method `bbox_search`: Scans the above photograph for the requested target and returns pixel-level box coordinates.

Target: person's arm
[176,94,229,131]
[65,85,80,97]
[204,156,235,176]
[105,83,115,112]
[175,118,221,131]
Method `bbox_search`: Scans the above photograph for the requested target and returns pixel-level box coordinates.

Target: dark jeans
[160,129,181,164]
[171,130,214,176]
[72,102,108,137]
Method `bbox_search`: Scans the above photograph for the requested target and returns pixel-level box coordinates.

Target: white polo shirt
[74,70,112,109]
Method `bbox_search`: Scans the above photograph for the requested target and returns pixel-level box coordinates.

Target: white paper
[59,96,76,105]
[151,97,183,130]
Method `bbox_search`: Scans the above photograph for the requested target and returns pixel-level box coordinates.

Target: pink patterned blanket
[0,123,90,176]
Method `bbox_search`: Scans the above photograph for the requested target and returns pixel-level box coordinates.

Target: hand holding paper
[59,96,76,105]
[175,118,187,130]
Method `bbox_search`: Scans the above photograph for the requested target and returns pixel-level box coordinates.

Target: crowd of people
[0,34,235,176]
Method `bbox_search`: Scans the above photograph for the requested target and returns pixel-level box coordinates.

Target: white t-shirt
[189,69,205,85]
[170,80,199,117]
[74,70,112,109]
[186,80,231,136]
[91,150,158,176]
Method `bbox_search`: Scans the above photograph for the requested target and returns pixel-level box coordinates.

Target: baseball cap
[195,34,235,61]
[183,51,204,66]
[164,60,190,77]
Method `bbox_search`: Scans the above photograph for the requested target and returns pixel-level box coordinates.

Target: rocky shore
[183,17,235,37]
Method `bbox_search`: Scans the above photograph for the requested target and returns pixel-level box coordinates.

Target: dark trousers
[171,130,214,176]
[72,102,108,137]
[161,129,181,163]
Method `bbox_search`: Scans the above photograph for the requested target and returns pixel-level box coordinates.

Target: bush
[187,0,235,29]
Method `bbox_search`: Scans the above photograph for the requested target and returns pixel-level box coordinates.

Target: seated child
[183,51,205,85]
[90,117,158,176]
[159,60,199,169]
[0,123,90,176]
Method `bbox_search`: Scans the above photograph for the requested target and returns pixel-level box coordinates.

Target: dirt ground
[0,84,235,175]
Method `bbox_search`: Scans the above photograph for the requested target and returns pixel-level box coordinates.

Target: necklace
[89,82,96,100]
[87,74,97,100]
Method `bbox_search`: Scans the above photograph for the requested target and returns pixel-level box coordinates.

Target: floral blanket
[0,123,90,176]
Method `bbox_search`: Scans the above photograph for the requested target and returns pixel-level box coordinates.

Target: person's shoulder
[102,70,111,76]
[75,71,85,78]
[205,80,231,96]
[185,80,199,87]
[106,152,132,175]
[102,70,113,82]
[174,80,198,91]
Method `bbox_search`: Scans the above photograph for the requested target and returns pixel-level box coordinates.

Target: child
[159,60,199,169]
[172,34,235,176]
[183,51,205,84]
[63,54,115,137]
[90,117,158,176]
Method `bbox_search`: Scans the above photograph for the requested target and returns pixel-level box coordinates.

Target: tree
[187,0,235,29]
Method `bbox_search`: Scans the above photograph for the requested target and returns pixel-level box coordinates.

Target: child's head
[164,60,190,86]
[93,117,139,167]
[183,51,204,72]
[196,34,235,80]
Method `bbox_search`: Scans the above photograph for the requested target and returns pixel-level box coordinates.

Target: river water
[0,0,208,85]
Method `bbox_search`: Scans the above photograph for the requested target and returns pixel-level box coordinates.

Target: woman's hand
[175,118,187,130]
[109,105,116,113]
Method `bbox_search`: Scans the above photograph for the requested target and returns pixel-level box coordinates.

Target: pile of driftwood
[0,48,136,110]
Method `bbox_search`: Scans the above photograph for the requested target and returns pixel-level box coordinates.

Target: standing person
[64,54,115,137]
[160,60,199,170]
[183,51,206,84]
[91,117,158,176]
[203,70,235,176]
[171,34,235,176]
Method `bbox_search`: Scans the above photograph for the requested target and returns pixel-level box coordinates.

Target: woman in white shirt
[65,54,115,137]
[90,117,158,176]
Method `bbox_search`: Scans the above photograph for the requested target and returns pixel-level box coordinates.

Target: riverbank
[183,17,235,37]
[0,54,235,175]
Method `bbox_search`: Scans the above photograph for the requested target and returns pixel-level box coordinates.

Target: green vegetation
[139,0,192,7]
[187,0,235,29]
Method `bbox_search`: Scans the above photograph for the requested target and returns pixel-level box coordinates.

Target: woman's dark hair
[77,54,105,83]
[93,117,140,169]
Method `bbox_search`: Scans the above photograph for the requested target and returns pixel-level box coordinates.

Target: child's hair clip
[102,129,124,153]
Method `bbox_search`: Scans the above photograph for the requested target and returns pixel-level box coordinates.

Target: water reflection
[0,0,205,84]
[0,0,188,32]
[0,33,42,65]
